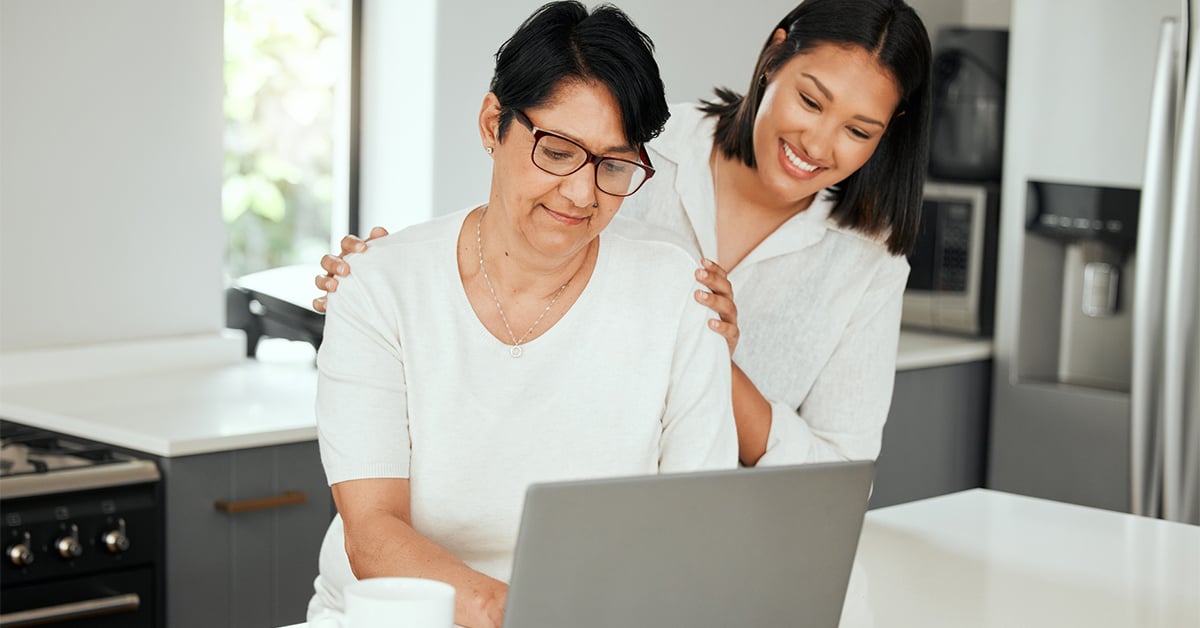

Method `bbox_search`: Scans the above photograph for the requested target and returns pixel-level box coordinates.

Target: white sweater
[622,104,911,465]
[310,209,737,612]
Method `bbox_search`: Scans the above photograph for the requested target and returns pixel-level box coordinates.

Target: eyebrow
[801,73,888,129]
[536,120,637,156]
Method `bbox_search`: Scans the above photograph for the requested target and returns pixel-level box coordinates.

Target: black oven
[0,420,163,627]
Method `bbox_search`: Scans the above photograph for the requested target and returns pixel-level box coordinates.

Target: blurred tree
[223,0,344,278]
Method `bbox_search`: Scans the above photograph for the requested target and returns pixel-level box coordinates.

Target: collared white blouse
[620,104,911,465]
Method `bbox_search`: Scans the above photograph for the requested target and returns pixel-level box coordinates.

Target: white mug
[340,577,456,628]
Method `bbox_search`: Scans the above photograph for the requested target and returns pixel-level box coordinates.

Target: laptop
[503,461,874,628]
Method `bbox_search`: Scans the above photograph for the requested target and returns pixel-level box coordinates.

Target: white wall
[419,0,965,217]
[963,0,1011,27]
[0,0,226,352]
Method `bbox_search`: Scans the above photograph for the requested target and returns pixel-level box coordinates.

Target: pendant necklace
[477,206,571,358]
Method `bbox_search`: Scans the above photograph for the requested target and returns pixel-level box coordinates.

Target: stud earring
[485,146,494,154]
[592,202,598,208]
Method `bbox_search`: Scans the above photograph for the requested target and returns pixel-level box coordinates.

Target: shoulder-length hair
[700,0,932,255]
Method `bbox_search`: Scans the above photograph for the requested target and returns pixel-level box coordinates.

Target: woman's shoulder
[603,214,701,271]
[647,103,712,164]
[341,209,468,282]
[822,220,910,284]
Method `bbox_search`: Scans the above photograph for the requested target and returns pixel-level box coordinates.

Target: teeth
[783,143,819,172]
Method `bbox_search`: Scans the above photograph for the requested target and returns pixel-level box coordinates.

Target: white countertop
[852,489,1200,627]
[0,334,318,457]
[0,330,989,457]
[895,329,992,371]
[278,489,1200,628]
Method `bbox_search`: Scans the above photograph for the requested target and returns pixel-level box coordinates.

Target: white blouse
[621,104,911,465]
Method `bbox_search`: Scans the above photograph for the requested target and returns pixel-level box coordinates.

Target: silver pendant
[510,345,523,358]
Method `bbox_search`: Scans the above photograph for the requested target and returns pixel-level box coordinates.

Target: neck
[477,206,593,298]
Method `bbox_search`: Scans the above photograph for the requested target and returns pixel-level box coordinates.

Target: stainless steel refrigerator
[989,0,1199,524]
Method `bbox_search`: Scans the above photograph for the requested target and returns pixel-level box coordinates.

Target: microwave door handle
[1130,18,1179,518]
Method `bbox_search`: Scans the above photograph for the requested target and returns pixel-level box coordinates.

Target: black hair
[700,0,932,255]
[489,1,669,147]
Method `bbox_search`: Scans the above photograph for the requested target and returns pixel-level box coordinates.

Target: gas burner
[0,419,133,479]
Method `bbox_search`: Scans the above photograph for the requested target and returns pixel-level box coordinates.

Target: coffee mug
[340,577,456,628]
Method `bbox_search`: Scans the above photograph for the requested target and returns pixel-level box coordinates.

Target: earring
[592,202,598,208]
[485,146,494,154]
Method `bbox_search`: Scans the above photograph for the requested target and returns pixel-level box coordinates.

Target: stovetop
[0,419,160,499]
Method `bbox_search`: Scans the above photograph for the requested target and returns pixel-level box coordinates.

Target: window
[222,0,356,279]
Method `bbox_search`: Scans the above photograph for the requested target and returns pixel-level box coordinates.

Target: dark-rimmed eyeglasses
[512,109,655,197]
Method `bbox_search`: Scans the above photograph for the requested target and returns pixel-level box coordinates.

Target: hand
[458,576,508,628]
[312,226,389,312]
[694,258,739,356]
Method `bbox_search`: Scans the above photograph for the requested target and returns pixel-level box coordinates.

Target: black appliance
[928,28,1009,181]
[226,264,326,358]
[0,420,163,627]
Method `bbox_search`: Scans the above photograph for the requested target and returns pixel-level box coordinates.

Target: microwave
[902,180,1000,336]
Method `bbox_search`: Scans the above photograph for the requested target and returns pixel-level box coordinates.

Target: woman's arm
[695,256,906,466]
[318,250,504,626]
[752,260,908,466]
[333,478,506,627]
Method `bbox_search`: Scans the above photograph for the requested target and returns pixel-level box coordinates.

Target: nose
[802,120,837,164]
[558,162,599,209]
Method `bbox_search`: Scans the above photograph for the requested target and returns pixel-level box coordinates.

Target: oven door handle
[0,593,140,627]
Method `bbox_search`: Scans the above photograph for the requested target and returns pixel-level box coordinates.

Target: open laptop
[504,461,874,628]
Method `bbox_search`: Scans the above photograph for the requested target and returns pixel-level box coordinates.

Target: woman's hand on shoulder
[694,258,739,356]
[312,226,390,312]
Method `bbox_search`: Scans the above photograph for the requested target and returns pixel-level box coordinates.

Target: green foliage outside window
[223,0,344,278]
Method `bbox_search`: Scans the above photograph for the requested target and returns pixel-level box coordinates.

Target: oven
[0,419,163,627]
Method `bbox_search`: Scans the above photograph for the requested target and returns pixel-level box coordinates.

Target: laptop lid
[504,461,874,628]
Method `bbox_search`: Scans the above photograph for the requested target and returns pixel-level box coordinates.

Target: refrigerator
[989,0,1199,524]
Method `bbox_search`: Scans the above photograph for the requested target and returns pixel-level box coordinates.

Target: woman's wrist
[731,361,772,466]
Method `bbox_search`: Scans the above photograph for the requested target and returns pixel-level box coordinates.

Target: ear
[478,92,502,151]
[771,27,786,46]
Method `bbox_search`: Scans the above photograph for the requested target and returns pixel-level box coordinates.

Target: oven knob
[56,535,82,559]
[103,529,131,554]
[7,543,34,567]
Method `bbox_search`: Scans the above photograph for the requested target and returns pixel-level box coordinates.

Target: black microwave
[902,180,1000,336]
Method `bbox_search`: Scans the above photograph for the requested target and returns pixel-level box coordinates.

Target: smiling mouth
[782,142,822,173]
[543,206,590,225]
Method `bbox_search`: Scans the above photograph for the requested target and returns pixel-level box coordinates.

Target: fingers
[320,254,348,277]
[339,234,370,257]
[694,258,738,355]
[312,296,327,313]
[367,226,390,241]
[314,274,339,292]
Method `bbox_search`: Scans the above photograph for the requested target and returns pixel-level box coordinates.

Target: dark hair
[489,1,669,147]
[700,0,932,255]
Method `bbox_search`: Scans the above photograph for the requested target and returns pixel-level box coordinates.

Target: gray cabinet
[870,360,992,509]
[157,441,333,628]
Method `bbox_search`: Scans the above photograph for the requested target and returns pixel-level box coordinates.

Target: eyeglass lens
[532,134,648,197]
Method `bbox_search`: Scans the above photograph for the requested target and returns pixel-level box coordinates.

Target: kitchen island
[280,489,1200,628]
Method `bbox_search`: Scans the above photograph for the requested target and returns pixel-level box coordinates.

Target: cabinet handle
[214,490,308,514]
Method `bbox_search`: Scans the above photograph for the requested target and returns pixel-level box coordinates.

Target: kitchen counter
[0,330,990,456]
[278,489,1200,628]
[895,328,992,371]
[0,333,318,457]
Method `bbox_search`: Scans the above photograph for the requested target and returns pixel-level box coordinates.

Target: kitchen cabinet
[870,359,992,509]
[157,441,334,628]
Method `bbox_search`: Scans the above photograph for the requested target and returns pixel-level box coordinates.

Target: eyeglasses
[512,109,655,197]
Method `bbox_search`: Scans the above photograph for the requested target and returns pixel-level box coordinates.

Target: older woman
[307,3,736,627]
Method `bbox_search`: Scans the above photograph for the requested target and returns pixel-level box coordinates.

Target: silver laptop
[504,461,874,628]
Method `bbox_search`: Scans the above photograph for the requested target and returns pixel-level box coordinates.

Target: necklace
[476,206,571,358]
